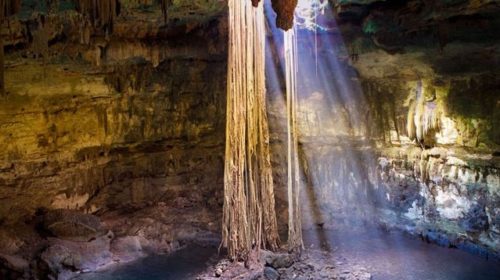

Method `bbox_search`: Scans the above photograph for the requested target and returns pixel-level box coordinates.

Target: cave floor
[75,226,500,280]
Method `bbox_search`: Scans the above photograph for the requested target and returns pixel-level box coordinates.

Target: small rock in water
[264,266,280,280]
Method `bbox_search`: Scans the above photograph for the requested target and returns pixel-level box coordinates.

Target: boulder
[40,232,114,279]
[110,236,147,263]
[43,210,105,241]
[261,250,295,269]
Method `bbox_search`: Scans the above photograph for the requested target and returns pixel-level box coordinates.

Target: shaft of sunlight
[264,0,409,253]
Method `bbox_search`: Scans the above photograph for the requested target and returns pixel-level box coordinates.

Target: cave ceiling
[3,0,500,80]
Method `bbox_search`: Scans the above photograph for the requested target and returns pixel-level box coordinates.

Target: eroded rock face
[0,254,29,280]
[377,147,500,257]
[0,12,227,223]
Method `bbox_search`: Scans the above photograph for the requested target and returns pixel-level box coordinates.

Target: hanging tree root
[222,0,280,261]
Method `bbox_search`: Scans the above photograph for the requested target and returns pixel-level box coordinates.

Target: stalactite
[32,16,50,60]
[406,81,441,145]
[222,0,280,261]
[284,27,303,251]
[159,0,171,24]
[79,17,92,45]
[0,0,20,18]
[0,20,4,97]
[104,62,152,93]
[0,0,21,96]
[414,83,425,142]
[73,0,120,33]
[407,102,417,140]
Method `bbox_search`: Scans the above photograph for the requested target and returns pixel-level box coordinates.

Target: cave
[0,0,499,279]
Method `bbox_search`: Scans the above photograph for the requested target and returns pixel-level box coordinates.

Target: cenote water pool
[77,227,500,280]
[76,244,217,280]
[303,227,500,280]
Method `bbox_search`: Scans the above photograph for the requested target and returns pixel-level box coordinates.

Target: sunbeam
[265,0,414,263]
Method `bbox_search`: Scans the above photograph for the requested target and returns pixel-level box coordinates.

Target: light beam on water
[264,0,408,255]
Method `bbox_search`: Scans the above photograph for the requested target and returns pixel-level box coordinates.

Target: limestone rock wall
[378,146,500,257]
[0,11,227,225]
[268,76,499,256]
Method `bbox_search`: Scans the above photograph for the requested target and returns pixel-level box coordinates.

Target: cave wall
[267,67,500,258]
[362,77,499,257]
[0,4,227,226]
[351,0,500,256]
